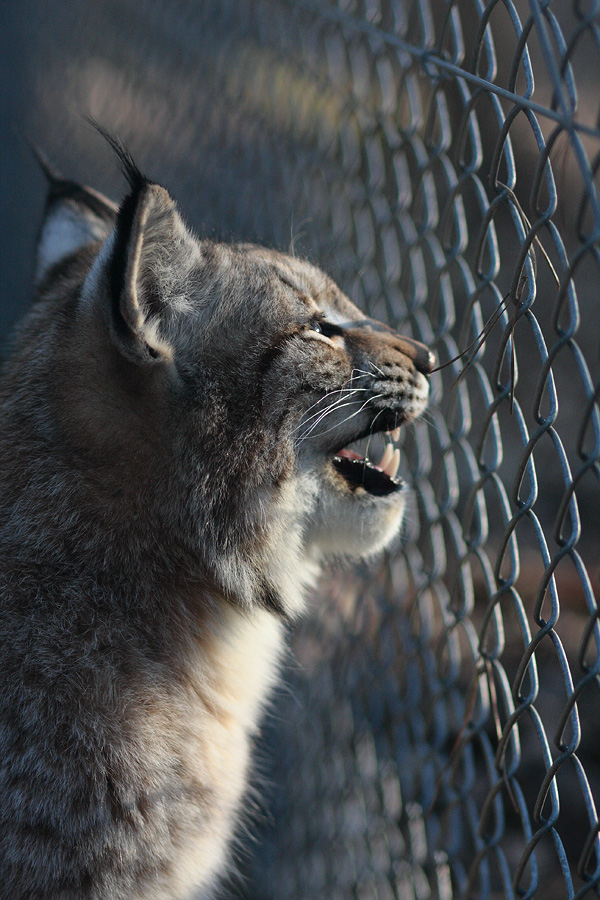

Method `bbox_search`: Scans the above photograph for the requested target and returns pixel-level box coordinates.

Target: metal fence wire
[208,1,600,898]
[6,0,600,898]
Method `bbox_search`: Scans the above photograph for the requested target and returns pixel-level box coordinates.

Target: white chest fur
[148,606,284,900]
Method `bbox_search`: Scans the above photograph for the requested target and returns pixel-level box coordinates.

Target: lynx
[0,137,433,899]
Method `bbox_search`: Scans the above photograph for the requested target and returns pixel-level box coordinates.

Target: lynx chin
[0,136,434,899]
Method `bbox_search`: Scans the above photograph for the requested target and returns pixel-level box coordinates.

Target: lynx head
[23,137,433,618]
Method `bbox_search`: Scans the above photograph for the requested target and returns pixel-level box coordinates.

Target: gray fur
[0,166,432,898]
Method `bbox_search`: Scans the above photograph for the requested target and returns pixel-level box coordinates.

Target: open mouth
[332,427,403,496]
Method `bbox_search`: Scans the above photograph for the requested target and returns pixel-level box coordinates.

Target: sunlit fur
[0,161,431,899]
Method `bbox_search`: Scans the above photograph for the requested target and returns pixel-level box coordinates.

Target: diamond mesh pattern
[214,2,600,898]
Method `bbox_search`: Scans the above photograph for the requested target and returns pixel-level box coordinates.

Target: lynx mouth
[332,427,404,496]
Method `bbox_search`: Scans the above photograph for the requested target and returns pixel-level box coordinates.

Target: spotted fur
[0,154,432,899]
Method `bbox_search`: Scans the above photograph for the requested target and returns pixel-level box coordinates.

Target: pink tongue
[337,447,386,473]
[337,449,363,461]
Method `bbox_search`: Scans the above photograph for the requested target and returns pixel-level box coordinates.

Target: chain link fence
[228,1,600,897]
[3,0,600,897]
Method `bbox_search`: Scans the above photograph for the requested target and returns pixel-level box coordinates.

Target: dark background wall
[1,2,43,338]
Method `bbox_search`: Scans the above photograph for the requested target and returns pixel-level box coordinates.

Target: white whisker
[369,362,386,378]
[369,407,388,435]
[296,379,371,425]
[296,393,387,445]
[294,388,371,433]
[293,362,401,448]
[294,391,370,438]
[362,408,389,461]
[296,397,364,444]
[295,394,367,443]
[349,369,374,382]
[418,408,441,433]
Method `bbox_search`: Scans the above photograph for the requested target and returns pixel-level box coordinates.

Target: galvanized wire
[208,1,600,898]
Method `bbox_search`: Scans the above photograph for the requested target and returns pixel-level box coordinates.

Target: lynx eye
[307,317,344,339]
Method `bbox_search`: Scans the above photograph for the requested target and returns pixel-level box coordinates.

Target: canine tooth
[392,427,401,441]
[379,443,394,471]
[385,448,400,481]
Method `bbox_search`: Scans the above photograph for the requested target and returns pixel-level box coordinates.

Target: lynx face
[22,148,433,619]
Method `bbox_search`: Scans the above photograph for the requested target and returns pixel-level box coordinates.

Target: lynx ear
[104,180,198,364]
[35,171,118,286]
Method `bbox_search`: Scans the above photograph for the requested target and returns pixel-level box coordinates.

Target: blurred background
[2,1,600,897]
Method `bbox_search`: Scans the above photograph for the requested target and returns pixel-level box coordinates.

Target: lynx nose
[395,336,436,376]
[421,349,437,375]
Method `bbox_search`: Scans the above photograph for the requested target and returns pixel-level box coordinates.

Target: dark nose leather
[393,335,436,375]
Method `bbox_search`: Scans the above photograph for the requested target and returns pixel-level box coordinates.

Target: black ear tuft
[85,117,148,193]
[30,139,119,286]
[26,138,64,186]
